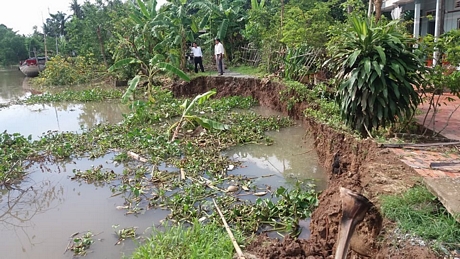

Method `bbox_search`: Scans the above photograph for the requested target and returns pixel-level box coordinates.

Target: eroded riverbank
[171,76,443,258]
[0,70,327,258]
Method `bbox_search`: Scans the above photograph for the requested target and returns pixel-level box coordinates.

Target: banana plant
[109,0,190,103]
[169,90,230,142]
[109,54,189,103]
[191,0,247,61]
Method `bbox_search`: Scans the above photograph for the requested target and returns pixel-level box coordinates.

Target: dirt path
[171,76,444,258]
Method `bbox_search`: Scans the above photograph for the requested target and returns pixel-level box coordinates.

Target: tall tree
[192,0,248,61]
[0,25,28,65]
[70,0,84,19]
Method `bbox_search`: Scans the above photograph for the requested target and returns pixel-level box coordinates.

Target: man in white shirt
[214,38,224,75]
[191,42,204,73]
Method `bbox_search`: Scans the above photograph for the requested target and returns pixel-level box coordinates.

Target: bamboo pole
[213,199,246,259]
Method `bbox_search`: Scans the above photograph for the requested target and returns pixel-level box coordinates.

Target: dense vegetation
[2,0,460,257]
[2,0,457,136]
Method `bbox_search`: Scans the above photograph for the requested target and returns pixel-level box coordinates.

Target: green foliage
[0,25,28,66]
[68,232,94,256]
[281,46,320,81]
[328,17,424,135]
[0,132,32,185]
[169,90,230,141]
[381,185,460,251]
[131,220,245,259]
[191,0,248,62]
[25,88,123,103]
[72,165,117,183]
[64,0,130,64]
[418,33,460,98]
[109,0,190,102]
[215,182,319,234]
[280,6,307,47]
[279,80,315,111]
[32,55,107,86]
[304,99,344,130]
[230,65,265,77]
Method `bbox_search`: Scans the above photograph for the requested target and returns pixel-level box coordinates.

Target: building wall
[402,0,460,36]
[445,0,460,31]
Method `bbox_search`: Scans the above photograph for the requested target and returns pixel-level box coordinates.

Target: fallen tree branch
[213,198,245,259]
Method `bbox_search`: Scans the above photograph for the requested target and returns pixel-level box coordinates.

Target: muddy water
[0,70,326,258]
[1,102,129,139]
[226,124,327,192]
[227,106,327,192]
[0,69,29,103]
[1,155,170,259]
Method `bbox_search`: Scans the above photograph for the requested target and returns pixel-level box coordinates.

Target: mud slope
[171,77,439,259]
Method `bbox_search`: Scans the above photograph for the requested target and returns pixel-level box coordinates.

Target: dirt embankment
[170,76,440,259]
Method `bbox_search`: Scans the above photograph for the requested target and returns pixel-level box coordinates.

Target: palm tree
[70,0,83,19]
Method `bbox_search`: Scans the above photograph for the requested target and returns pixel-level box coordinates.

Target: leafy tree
[65,0,129,65]
[162,0,195,70]
[109,0,190,102]
[0,25,28,66]
[328,17,424,135]
[192,0,248,61]
[70,0,84,19]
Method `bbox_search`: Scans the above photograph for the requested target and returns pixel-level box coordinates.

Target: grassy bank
[131,220,245,259]
[381,185,460,253]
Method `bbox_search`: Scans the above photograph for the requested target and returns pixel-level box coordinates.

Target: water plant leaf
[190,117,230,131]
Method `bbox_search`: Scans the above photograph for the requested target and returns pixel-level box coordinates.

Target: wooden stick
[127,151,147,162]
[213,199,246,259]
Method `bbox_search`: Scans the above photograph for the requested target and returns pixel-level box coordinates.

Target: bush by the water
[32,54,106,86]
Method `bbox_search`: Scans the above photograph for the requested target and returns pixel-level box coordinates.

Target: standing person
[191,42,204,73]
[214,38,224,75]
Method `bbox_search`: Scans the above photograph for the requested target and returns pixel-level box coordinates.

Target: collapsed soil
[170,76,441,259]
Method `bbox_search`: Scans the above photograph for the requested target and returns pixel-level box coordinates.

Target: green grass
[230,65,265,77]
[381,185,460,250]
[130,220,246,259]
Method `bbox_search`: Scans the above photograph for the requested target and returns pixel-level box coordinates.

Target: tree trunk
[374,0,383,22]
[96,25,108,68]
[180,28,186,71]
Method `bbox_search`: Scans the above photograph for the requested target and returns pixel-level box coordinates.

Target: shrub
[32,54,107,86]
[328,17,424,136]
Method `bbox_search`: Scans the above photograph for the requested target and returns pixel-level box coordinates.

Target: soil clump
[170,76,441,258]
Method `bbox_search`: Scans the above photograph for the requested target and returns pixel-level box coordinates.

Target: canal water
[0,69,326,258]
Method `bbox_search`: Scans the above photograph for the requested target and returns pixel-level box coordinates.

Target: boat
[19,57,47,77]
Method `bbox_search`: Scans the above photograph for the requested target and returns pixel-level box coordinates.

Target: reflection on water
[0,69,130,138]
[225,124,326,239]
[0,154,169,259]
[1,102,129,139]
[0,69,27,104]
[0,69,327,256]
[226,122,327,191]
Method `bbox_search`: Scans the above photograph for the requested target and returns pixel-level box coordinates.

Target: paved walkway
[391,93,460,222]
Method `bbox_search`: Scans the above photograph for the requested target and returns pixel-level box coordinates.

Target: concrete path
[392,93,460,222]
[209,70,256,79]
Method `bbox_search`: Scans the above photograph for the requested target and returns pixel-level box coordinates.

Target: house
[383,0,460,65]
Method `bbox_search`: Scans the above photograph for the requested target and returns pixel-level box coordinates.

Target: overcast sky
[0,0,167,35]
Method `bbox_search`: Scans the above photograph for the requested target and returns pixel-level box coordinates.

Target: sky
[0,0,167,36]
